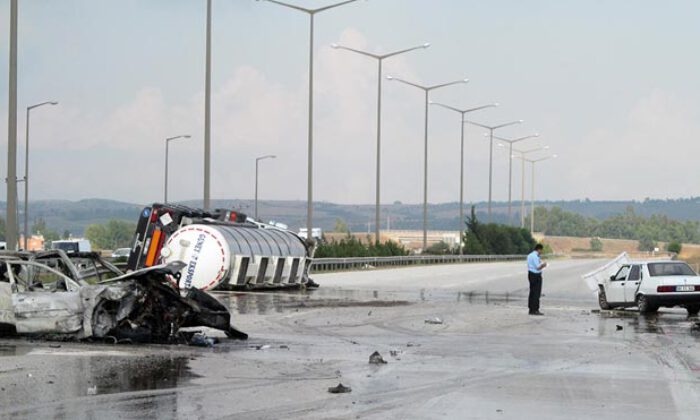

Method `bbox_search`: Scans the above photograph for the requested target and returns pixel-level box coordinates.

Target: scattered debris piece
[390,350,399,357]
[368,310,372,316]
[616,325,624,331]
[254,345,271,350]
[591,309,601,313]
[369,351,387,365]
[328,383,352,394]
[424,317,443,325]
[49,344,61,349]
[87,385,98,396]
[189,333,218,347]
[280,345,289,350]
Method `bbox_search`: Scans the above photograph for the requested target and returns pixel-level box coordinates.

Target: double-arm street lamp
[257,0,362,245]
[508,145,549,228]
[331,42,429,244]
[465,119,523,222]
[524,154,557,232]
[23,101,58,249]
[164,135,191,204]
[255,155,276,220]
[493,133,539,225]
[387,76,469,250]
[430,101,498,254]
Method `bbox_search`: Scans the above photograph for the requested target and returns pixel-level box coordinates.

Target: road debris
[424,317,443,325]
[369,351,387,364]
[189,333,218,347]
[87,385,97,396]
[616,325,624,331]
[328,383,352,394]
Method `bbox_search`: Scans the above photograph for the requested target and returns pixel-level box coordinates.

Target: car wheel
[686,304,700,316]
[636,294,657,314]
[598,288,611,310]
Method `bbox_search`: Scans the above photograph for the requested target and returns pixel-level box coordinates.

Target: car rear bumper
[646,293,700,307]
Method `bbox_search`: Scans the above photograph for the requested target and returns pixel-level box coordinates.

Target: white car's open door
[0,263,16,329]
[582,252,631,294]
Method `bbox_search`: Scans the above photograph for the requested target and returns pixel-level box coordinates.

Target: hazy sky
[1,0,700,205]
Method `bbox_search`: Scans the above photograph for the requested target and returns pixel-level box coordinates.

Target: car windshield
[647,262,696,277]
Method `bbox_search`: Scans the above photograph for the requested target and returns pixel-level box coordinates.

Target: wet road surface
[2,258,700,419]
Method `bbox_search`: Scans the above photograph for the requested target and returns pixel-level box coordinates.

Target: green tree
[333,218,350,233]
[590,237,603,252]
[85,220,136,250]
[638,235,657,252]
[667,241,682,254]
[425,241,451,255]
[31,217,59,244]
[62,230,71,240]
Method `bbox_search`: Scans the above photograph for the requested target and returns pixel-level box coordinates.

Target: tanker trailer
[126,204,318,290]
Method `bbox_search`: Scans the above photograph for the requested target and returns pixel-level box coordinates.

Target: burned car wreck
[0,251,247,343]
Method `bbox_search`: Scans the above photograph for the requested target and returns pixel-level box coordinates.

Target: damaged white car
[583,252,700,315]
[0,252,247,342]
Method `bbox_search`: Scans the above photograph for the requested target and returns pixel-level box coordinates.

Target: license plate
[676,285,695,292]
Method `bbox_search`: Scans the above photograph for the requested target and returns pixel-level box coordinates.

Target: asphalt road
[2,258,700,419]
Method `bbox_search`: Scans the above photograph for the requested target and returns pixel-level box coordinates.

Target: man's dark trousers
[528,271,543,313]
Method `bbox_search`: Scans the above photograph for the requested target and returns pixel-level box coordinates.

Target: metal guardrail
[310,254,526,273]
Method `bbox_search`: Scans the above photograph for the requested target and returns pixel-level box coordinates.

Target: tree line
[527,206,700,245]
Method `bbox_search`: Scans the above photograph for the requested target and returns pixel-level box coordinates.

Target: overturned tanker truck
[126,204,318,291]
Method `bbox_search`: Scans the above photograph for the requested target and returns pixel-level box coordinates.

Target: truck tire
[598,288,611,310]
[636,294,657,314]
[685,304,700,316]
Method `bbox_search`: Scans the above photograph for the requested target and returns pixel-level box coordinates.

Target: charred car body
[0,250,246,342]
[126,204,317,291]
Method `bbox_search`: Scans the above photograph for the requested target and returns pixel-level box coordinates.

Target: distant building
[19,234,45,251]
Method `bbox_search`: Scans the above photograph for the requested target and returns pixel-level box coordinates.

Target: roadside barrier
[309,254,526,273]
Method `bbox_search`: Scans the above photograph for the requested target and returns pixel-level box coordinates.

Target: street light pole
[524,154,557,233]
[492,133,539,226]
[7,0,18,251]
[255,155,276,220]
[508,145,549,228]
[430,102,498,254]
[331,43,429,244]
[203,0,212,210]
[257,0,361,245]
[387,76,469,250]
[23,101,58,249]
[164,135,191,204]
[465,119,523,223]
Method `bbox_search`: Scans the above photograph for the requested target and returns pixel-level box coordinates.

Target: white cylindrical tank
[160,224,309,290]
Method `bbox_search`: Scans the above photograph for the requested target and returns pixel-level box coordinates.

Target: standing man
[527,244,547,315]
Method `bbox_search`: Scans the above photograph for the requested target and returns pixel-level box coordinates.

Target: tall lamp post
[508,145,549,228]
[465,119,523,222]
[387,76,469,250]
[203,0,212,210]
[492,133,539,226]
[429,101,498,254]
[164,135,191,203]
[524,154,557,232]
[7,0,19,251]
[257,0,361,244]
[23,101,58,249]
[255,154,276,220]
[331,42,429,244]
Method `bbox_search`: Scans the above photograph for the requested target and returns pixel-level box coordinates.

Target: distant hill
[0,197,699,236]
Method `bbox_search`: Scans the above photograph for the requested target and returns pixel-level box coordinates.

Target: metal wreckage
[0,203,318,343]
